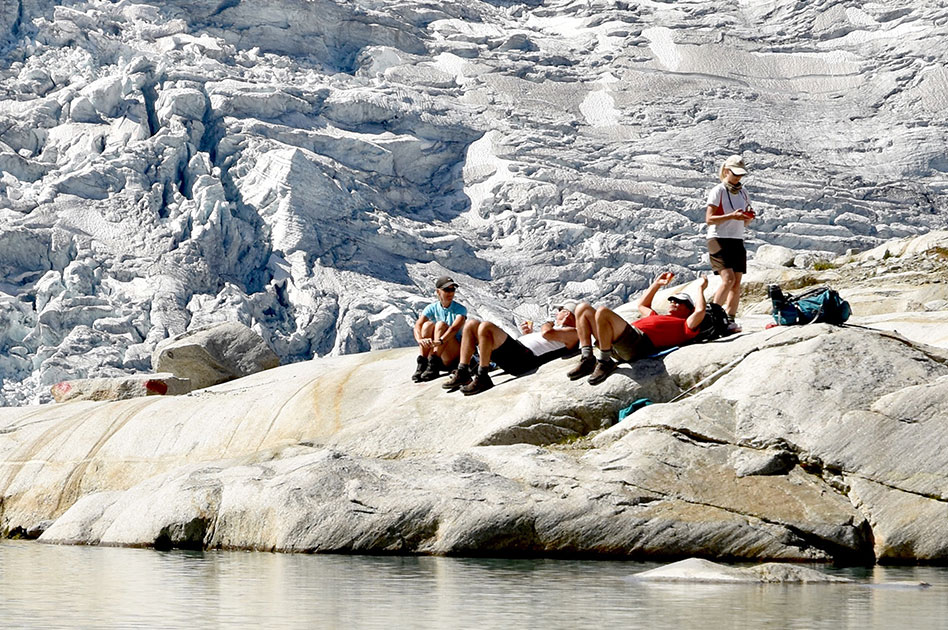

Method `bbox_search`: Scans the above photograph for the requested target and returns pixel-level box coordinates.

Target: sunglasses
[440,286,456,293]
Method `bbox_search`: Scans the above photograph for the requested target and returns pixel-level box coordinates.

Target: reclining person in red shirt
[567,272,709,385]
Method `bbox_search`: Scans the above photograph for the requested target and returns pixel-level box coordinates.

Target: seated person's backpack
[694,302,733,342]
[768,285,851,326]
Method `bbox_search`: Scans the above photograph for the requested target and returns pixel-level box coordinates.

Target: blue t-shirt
[422,301,468,340]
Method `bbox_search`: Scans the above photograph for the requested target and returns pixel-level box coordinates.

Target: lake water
[1,540,947,629]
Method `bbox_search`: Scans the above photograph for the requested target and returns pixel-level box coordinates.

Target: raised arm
[686,276,710,331]
[637,271,674,317]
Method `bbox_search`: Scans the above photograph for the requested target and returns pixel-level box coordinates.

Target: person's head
[435,276,458,306]
[552,299,578,327]
[719,155,748,184]
[667,293,695,319]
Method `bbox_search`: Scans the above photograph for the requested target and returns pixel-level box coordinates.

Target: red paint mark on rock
[53,382,72,394]
[145,380,169,395]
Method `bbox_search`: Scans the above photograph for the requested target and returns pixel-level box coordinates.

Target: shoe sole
[442,380,471,391]
[587,364,618,385]
[462,384,493,396]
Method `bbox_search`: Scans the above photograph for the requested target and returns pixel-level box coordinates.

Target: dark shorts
[493,335,540,376]
[708,238,747,274]
[611,324,657,363]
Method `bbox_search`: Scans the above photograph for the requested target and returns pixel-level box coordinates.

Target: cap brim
[729,167,747,175]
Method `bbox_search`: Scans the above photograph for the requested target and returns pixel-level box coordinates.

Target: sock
[478,365,490,376]
[596,348,613,362]
[580,345,593,359]
[457,362,469,372]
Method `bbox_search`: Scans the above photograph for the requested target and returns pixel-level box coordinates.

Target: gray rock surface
[1,0,946,405]
[0,243,945,563]
[152,322,280,390]
[50,373,192,402]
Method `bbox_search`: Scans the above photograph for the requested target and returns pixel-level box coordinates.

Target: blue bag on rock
[768,285,851,326]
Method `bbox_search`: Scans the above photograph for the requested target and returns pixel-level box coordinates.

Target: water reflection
[1,541,946,629]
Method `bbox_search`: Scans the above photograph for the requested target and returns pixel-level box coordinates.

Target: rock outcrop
[2,281,946,563]
[50,373,192,402]
[152,322,281,390]
[1,0,945,405]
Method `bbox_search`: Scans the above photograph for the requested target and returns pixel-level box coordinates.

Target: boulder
[50,373,193,402]
[753,244,797,267]
[152,322,280,390]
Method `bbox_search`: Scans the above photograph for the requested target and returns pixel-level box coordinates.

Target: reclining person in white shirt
[443,300,585,396]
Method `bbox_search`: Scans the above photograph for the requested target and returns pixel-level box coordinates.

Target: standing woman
[705,155,755,331]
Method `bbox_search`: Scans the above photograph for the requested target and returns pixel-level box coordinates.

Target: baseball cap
[436,276,459,290]
[552,299,578,314]
[668,293,695,311]
[723,155,747,175]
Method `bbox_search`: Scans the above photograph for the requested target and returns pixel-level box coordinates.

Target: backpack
[694,302,733,342]
[768,285,851,326]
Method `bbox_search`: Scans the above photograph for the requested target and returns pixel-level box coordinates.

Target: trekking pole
[668,326,797,403]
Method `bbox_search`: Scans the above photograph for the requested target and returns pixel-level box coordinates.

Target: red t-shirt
[631,313,698,349]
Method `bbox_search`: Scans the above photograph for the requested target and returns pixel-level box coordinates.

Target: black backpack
[694,302,733,343]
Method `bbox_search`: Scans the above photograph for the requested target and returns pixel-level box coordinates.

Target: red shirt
[632,313,698,349]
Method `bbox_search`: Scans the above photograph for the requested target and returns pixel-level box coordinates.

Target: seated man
[567,272,708,385]
[444,300,588,395]
[412,276,467,382]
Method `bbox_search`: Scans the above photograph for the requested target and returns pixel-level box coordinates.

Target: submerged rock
[629,558,852,583]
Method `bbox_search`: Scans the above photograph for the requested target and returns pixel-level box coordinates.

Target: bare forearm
[637,281,662,312]
[442,318,465,341]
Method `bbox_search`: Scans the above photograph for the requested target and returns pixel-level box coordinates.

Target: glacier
[0,0,945,405]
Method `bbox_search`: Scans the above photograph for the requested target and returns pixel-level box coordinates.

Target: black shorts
[708,238,747,274]
[492,335,540,376]
[611,324,657,363]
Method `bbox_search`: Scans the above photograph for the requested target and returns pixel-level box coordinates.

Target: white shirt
[518,330,566,357]
[706,182,751,240]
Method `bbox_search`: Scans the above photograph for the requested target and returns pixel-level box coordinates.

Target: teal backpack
[768,285,851,326]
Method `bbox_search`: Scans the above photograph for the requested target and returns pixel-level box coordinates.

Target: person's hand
[698,275,709,290]
[419,338,435,350]
[520,321,534,334]
[656,271,674,287]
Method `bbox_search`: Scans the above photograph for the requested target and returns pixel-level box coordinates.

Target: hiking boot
[412,356,428,382]
[567,355,596,381]
[587,359,618,385]
[461,372,494,396]
[419,355,444,381]
[442,365,473,391]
